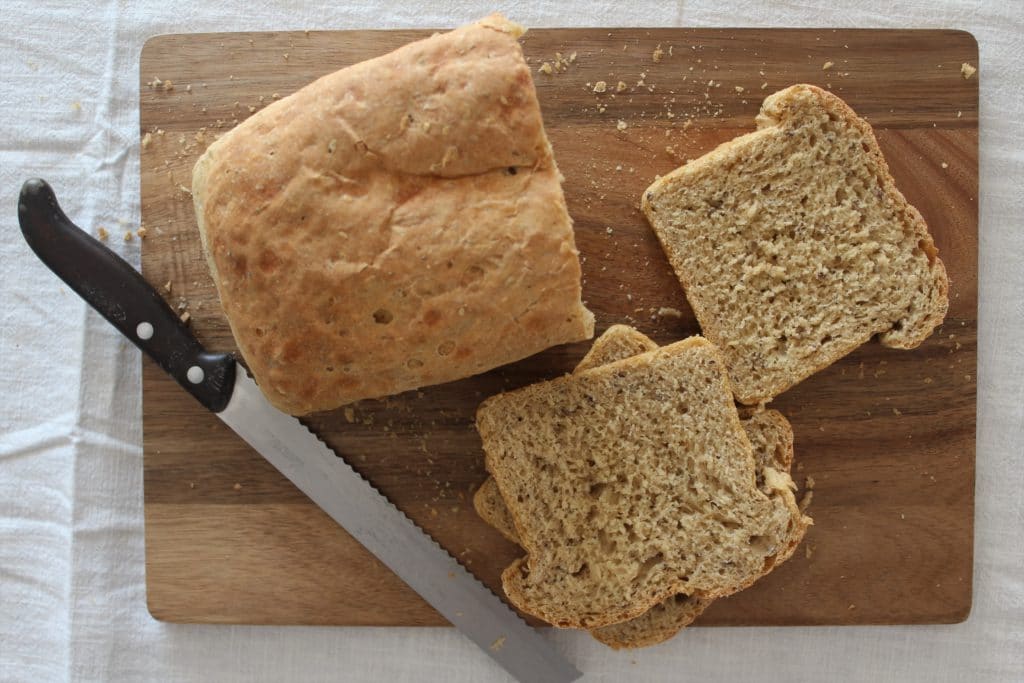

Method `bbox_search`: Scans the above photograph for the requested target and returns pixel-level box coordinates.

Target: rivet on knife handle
[18,178,236,412]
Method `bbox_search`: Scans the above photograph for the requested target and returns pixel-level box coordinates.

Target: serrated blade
[217,371,581,683]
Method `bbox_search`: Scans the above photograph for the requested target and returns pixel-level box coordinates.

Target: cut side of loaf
[192,14,593,415]
[478,336,805,629]
[642,84,948,405]
[473,325,809,648]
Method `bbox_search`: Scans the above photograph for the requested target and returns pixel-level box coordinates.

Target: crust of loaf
[473,325,809,647]
[589,593,713,649]
[641,84,948,405]
[192,14,593,415]
[479,337,805,629]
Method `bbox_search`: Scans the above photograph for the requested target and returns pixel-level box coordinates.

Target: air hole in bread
[634,552,664,582]
[437,340,455,356]
[372,308,393,324]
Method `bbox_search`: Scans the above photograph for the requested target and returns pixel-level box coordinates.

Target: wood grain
[139,27,978,627]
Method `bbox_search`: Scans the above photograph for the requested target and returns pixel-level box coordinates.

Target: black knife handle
[18,178,236,412]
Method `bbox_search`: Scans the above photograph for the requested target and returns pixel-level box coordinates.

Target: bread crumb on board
[961,62,976,79]
[822,61,834,71]
[657,307,684,319]
[96,227,109,241]
[593,80,607,93]
[652,44,664,62]
[489,636,507,652]
[616,120,628,131]
[538,62,553,75]
[123,230,133,242]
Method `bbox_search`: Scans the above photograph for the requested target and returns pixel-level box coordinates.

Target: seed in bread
[478,336,806,629]
[642,84,948,405]
[191,14,593,415]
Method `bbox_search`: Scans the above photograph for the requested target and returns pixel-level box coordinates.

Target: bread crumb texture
[642,84,948,404]
[191,14,592,415]
[478,335,808,630]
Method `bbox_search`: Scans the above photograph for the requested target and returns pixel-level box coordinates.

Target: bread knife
[18,178,581,683]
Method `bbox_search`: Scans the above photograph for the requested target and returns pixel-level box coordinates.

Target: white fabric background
[1,1,1020,681]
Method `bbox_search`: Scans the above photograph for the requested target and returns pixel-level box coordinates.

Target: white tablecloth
[1,1,1021,681]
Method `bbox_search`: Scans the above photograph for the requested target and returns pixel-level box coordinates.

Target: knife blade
[18,178,581,683]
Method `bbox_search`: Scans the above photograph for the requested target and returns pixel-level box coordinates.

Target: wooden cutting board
[140,27,977,627]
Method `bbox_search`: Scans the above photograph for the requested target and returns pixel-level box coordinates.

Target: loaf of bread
[477,335,808,629]
[642,84,948,405]
[192,14,593,415]
[473,325,808,647]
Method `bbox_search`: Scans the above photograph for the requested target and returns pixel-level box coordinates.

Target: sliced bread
[474,325,808,647]
[477,336,806,629]
[642,84,948,405]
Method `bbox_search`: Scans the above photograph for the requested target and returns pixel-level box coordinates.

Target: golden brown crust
[642,84,948,405]
[192,15,593,415]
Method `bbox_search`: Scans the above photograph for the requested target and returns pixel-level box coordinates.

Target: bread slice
[192,14,593,415]
[642,84,948,405]
[474,325,808,647]
[477,336,806,629]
